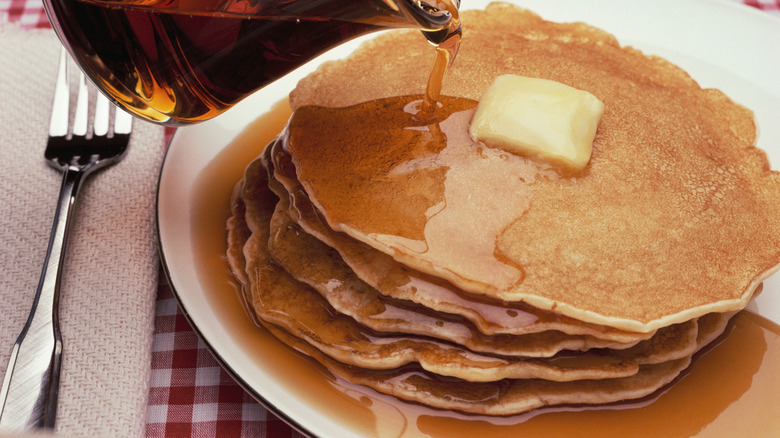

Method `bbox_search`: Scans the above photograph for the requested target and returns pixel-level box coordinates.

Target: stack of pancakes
[225,3,780,415]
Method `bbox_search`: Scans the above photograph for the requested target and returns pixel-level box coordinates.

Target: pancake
[262,311,736,415]
[264,323,693,417]
[228,158,722,386]
[266,139,653,343]
[282,3,780,332]
[268,198,676,357]
[267,201,659,357]
[228,190,731,414]
[262,309,733,416]
[228,193,733,415]
[260,149,725,365]
[236,165,642,382]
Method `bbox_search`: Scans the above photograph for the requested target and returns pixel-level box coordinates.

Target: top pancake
[284,2,780,331]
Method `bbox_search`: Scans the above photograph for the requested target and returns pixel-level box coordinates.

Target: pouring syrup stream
[419,0,462,118]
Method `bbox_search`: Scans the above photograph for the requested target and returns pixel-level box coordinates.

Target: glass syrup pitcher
[42,0,456,125]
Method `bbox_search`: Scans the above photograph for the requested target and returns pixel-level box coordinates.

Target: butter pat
[469,74,604,171]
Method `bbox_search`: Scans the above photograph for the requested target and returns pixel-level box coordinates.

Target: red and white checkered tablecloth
[745,0,780,12]
[0,0,49,28]
[2,1,777,437]
[146,282,301,438]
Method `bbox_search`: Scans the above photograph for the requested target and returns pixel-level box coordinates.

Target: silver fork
[0,48,132,431]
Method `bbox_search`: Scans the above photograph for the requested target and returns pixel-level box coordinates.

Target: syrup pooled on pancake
[285,95,550,300]
[268,141,653,343]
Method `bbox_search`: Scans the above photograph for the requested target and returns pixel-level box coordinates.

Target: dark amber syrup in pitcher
[43,0,454,124]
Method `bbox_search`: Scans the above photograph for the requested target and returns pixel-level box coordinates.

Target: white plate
[157,1,780,436]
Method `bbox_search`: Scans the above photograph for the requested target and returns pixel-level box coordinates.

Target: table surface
[2,0,778,436]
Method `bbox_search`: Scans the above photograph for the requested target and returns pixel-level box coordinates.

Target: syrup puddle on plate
[187,99,780,438]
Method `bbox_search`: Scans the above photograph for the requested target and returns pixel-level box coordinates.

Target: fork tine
[49,48,69,138]
[94,92,110,137]
[72,71,89,137]
[114,106,133,136]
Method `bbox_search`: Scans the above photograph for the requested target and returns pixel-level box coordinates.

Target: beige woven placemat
[0,21,165,438]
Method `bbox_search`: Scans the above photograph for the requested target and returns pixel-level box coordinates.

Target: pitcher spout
[384,0,454,32]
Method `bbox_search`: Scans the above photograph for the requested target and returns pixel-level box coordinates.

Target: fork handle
[0,167,87,430]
